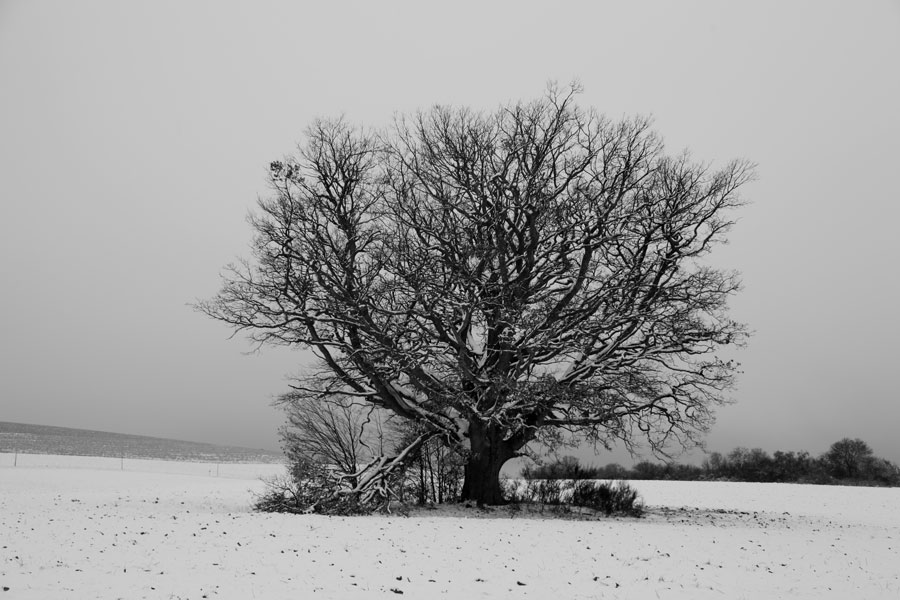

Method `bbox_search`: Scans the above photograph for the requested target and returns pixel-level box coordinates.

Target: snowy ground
[2,454,898,599]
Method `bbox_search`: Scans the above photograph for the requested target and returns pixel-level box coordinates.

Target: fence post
[13,451,17,467]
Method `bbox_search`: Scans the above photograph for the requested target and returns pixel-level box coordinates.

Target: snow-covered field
[2,455,898,599]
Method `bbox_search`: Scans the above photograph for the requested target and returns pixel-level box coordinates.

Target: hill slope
[0,421,283,463]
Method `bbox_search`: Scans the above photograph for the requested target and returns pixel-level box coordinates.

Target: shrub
[253,454,366,516]
[570,480,644,516]
[867,457,900,486]
[502,477,643,517]
[500,477,528,503]
[533,478,565,505]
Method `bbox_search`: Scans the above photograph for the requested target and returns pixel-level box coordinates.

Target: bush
[502,477,643,517]
[253,454,366,516]
[570,480,644,516]
[533,478,565,505]
[867,457,900,486]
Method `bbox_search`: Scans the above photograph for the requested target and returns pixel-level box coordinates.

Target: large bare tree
[199,86,753,505]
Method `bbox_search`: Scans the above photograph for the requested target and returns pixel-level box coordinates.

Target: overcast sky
[2,1,898,464]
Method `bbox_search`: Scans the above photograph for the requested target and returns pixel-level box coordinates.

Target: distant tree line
[522,438,900,487]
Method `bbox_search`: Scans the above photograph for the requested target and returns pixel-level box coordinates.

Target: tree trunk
[417,460,427,505]
[460,422,516,505]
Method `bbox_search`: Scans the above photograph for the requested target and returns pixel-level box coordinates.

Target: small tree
[278,392,466,509]
[599,463,628,479]
[703,451,725,475]
[200,85,753,505]
[394,423,465,505]
[866,457,900,486]
[770,450,818,482]
[824,438,874,480]
[278,392,395,487]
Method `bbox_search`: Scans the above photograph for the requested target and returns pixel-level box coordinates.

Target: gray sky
[2,0,898,464]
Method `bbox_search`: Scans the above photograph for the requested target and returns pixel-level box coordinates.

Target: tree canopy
[199,85,753,504]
